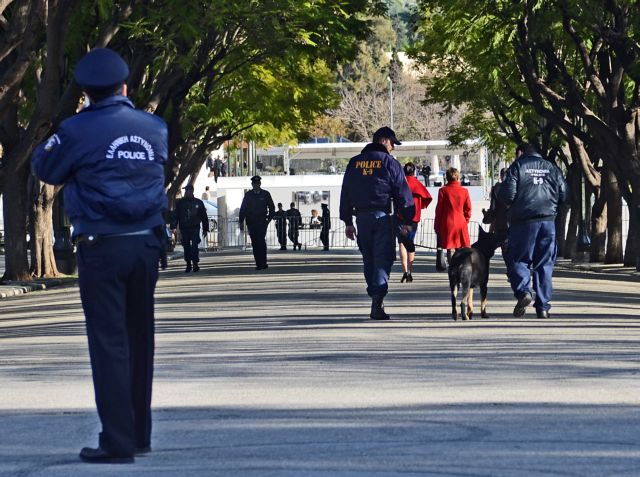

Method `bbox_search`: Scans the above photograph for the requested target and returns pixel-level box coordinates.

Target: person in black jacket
[171,184,209,272]
[286,202,302,250]
[274,203,288,250]
[319,203,331,251]
[239,176,275,269]
[499,143,568,319]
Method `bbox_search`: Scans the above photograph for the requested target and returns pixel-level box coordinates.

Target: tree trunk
[561,165,580,259]
[555,202,569,257]
[623,192,640,268]
[29,178,60,277]
[603,167,623,263]
[589,185,606,263]
[1,164,30,280]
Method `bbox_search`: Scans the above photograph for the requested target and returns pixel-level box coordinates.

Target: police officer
[319,203,331,251]
[286,202,302,250]
[273,202,288,250]
[339,126,415,320]
[32,48,168,463]
[239,175,275,269]
[499,143,568,318]
[171,184,209,272]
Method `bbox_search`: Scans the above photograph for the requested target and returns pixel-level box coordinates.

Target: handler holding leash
[32,48,168,463]
[339,127,414,320]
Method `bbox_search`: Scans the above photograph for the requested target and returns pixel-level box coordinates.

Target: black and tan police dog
[448,226,503,321]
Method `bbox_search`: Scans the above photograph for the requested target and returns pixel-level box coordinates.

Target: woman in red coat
[434,167,471,260]
[398,162,432,282]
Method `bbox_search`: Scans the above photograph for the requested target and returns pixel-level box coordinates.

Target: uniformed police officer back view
[32,48,168,464]
[340,127,415,320]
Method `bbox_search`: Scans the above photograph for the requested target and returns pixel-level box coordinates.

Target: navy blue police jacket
[32,96,168,237]
[339,143,414,226]
[239,189,275,225]
[498,152,568,225]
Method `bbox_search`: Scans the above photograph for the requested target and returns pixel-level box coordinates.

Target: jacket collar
[361,143,389,154]
[84,95,135,112]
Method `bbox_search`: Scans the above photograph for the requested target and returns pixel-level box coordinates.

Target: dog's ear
[478,225,486,238]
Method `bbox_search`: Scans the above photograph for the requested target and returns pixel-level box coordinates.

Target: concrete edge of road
[1,252,639,300]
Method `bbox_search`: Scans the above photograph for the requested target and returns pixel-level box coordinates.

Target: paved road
[1,249,639,476]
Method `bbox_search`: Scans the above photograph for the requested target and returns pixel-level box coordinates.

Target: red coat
[434,180,471,249]
[406,175,432,222]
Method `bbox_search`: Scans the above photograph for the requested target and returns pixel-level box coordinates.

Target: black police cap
[250,175,262,183]
[372,126,401,145]
[74,48,129,90]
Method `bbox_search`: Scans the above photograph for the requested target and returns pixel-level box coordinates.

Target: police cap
[74,48,129,90]
[183,184,194,191]
[372,126,401,146]
[250,175,262,183]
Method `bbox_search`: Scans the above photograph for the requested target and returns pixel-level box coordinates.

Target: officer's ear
[122,83,128,97]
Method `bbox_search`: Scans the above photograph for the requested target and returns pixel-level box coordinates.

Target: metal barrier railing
[204,217,481,251]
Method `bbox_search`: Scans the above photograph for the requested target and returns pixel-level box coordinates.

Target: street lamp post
[387,76,394,129]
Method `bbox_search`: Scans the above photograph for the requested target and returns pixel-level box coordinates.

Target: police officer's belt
[355,207,391,214]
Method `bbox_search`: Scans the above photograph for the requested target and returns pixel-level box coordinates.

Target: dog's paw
[452,313,458,321]
[467,310,473,320]
[481,311,489,319]
[462,314,470,321]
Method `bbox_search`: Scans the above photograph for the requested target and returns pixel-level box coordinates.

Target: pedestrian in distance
[339,126,415,320]
[171,184,209,272]
[499,143,568,319]
[239,175,275,270]
[398,162,433,283]
[32,48,168,464]
[201,185,210,200]
[421,163,431,187]
[286,202,303,250]
[274,202,288,250]
[309,208,322,229]
[434,167,472,262]
[320,203,331,251]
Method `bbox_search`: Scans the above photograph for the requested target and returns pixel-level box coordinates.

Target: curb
[0,282,47,298]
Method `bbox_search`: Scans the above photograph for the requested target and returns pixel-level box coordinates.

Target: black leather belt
[355,207,391,214]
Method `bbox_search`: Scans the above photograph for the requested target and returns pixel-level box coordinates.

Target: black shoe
[513,292,533,317]
[536,310,550,319]
[192,263,200,272]
[135,446,152,455]
[185,264,192,273]
[400,272,408,283]
[79,447,134,464]
[280,246,287,250]
[407,272,413,282]
[370,296,390,320]
[323,247,329,251]
[256,264,268,270]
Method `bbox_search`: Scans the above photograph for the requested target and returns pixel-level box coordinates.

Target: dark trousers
[276,226,287,248]
[355,211,395,298]
[507,220,557,312]
[320,227,330,249]
[248,220,268,267]
[180,228,201,263]
[288,226,300,246]
[77,234,161,456]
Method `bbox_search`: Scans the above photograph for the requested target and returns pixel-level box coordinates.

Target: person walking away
[421,163,431,187]
[286,202,302,250]
[171,184,209,272]
[340,126,414,320]
[32,48,168,463]
[320,203,331,251]
[274,203,288,250]
[482,167,509,260]
[239,175,275,269]
[499,143,568,318]
[434,167,472,262]
[201,185,210,200]
[309,209,321,229]
[398,162,432,282]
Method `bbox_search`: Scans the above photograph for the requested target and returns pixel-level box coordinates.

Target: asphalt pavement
[1,249,639,476]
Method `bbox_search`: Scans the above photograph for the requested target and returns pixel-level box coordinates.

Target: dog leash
[413,243,438,250]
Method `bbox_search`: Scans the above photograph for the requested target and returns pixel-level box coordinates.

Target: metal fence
[204,216,481,251]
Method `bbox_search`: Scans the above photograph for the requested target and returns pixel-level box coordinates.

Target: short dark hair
[85,83,125,103]
[516,143,536,155]
[403,162,415,176]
